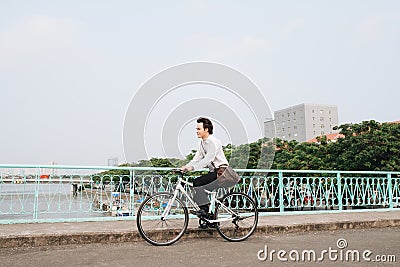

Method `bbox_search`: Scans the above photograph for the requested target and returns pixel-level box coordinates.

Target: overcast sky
[1,1,399,166]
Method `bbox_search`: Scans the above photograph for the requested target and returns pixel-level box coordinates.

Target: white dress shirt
[186,135,229,171]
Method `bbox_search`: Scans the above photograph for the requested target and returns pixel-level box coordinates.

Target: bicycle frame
[137,170,259,245]
[161,176,239,223]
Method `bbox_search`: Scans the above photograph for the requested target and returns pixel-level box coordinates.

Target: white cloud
[281,18,305,38]
[0,15,78,60]
[183,34,274,61]
[351,15,400,47]
[182,1,223,16]
[219,36,273,59]
[353,16,384,45]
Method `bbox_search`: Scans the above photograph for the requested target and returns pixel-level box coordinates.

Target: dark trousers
[193,171,218,212]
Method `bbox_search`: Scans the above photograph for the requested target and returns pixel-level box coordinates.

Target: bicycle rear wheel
[136,192,188,246]
[215,192,258,242]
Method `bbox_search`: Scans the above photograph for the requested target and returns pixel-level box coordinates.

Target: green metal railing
[0,164,399,224]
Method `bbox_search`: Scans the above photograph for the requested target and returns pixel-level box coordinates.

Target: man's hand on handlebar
[180,166,194,172]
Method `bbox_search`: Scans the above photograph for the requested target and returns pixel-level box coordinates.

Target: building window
[293,111,296,116]
[282,128,285,132]
[313,124,315,128]
[287,113,290,117]
[312,109,315,113]
[321,124,325,129]
[294,126,297,130]
[313,131,316,135]
[329,110,331,115]
[288,134,291,138]
[312,117,315,121]
[321,131,325,135]
[320,117,324,121]
[320,110,324,114]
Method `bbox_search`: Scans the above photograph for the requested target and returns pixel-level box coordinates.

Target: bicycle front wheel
[136,192,188,246]
[215,192,258,242]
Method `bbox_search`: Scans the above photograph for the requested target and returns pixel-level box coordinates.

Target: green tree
[101,120,400,174]
[271,120,400,171]
[332,120,400,171]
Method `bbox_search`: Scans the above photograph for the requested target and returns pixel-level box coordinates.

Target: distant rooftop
[274,103,338,113]
[308,133,344,143]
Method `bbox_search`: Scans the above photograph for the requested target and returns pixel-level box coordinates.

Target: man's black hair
[197,117,213,134]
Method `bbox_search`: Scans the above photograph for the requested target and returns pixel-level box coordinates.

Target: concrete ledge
[255,218,400,235]
[0,232,142,248]
[1,215,400,248]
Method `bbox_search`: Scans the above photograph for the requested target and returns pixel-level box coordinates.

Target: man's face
[196,123,208,139]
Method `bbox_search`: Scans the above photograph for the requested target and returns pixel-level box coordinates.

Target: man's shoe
[198,221,217,229]
[207,222,217,228]
[198,222,209,229]
[190,209,208,218]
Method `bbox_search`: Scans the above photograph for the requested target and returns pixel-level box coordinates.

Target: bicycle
[136,169,259,246]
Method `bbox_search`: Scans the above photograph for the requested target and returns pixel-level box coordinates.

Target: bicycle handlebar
[171,169,185,176]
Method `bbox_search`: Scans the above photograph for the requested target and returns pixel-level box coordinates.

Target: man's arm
[181,144,203,172]
[189,141,217,171]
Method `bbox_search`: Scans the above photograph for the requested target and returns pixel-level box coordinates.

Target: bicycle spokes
[215,192,258,242]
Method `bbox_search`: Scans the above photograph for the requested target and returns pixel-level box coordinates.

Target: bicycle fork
[160,180,199,220]
[160,192,178,221]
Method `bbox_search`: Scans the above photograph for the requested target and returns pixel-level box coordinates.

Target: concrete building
[264,103,339,142]
[108,157,119,167]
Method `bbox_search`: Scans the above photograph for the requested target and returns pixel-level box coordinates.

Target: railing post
[109,175,114,212]
[130,170,135,216]
[89,174,94,211]
[101,174,104,212]
[279,171,284,213]
[388,173,393,209]
[33,167,40,220]
[337,172,342,211]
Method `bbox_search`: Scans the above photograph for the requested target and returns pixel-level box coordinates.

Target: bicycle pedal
[207,222,217,229]
[198,223,209,229]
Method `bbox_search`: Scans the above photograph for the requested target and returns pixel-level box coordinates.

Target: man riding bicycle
[180,117,229,224]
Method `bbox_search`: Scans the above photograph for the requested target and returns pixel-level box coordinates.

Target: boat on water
[111,192,131,216]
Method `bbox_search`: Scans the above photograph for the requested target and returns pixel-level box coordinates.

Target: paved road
[1,227,398,267]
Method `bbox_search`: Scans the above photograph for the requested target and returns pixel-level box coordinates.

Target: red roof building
[308,133,344,143]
